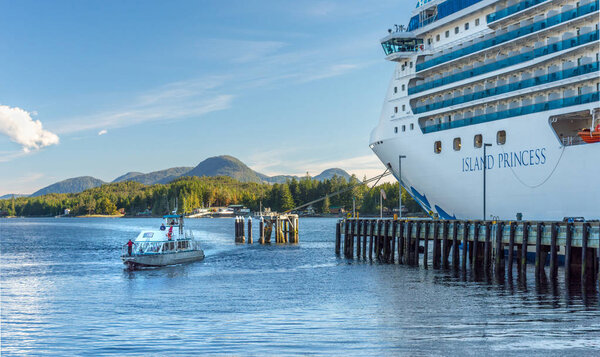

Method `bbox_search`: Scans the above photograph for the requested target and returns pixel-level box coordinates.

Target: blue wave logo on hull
[410,187,431,210]
[434,205,457,220]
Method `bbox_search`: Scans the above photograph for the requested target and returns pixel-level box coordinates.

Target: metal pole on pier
[483,143,492,220]
[398,155,406,219]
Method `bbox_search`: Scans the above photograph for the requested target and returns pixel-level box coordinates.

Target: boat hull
[122,249,205,268]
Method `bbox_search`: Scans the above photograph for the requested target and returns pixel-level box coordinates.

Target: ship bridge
[380,31,428,61]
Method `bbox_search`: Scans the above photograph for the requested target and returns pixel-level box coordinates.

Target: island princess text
[462,148,547,172]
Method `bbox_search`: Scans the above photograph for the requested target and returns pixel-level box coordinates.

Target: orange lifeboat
[578,124,600,144]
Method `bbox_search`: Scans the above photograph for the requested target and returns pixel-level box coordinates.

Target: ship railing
[487,0,551,24]
[413,61,600,114]
[409,30,600,95]
[421,91,600,133]
[418,1,598,72]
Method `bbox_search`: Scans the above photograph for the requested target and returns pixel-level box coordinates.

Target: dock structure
[235,214,299,244]
[336,218,600,284]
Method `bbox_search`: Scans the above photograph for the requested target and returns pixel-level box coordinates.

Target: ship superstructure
[371,0,599,220]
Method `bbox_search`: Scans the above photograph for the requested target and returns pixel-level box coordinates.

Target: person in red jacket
[126,239,135,256]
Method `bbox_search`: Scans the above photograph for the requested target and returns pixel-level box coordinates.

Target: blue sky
[0,0,413,195]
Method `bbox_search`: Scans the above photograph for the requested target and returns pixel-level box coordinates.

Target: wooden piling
[550,222,558,279]
[362,220,367,260]
[535,222,543,277]
[405,221,413,265]
[248,218,253,244]
[423,222,430,268]
[259,218,265,245]
[495,222,504,276]
[369,220,374,261]
[335,220,341,255]
[383,220,390,262]
[356,220,362,259]
[432,221,440,268]
[508,222,515,275]
[398,221,405,264]
[461,222,469,271]
[565,222,573,281]
[582,222,589,282]
[452,221,459,269]
[348,219,355,258]
[472,222,480,269]
[442,221,450,269]
[391,219,397,263]
[415,222,421,266]
[521,222,529,276]
[484,222,491,272]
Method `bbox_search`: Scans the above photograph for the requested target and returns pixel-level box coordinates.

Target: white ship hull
[371,0,600,221]
[371,104,600,221]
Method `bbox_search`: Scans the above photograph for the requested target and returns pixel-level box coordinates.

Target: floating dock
[336,219,600,284]
[235,214,299,244]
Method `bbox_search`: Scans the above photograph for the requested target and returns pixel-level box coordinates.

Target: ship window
[428,38,432,44]
[497,130,506,145]
[474,134,483,148]
[410,123,414,130]
[455,27,459,34]
[402,84,405,91]
[475,18,480,26]
[394,86,397,93]
[434,141,442,154]
[143,232,153,238]
[402,125,406,132]
[410,62,413,68]
[394,106,398,113]
[464,23,469,30]
[402,104,406,111]
[394,127,398,133]
[436,34,440,41]
[453,138,461,151]
[445,30,449,38]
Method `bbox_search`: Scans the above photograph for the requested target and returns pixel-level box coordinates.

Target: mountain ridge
[23,155,355,196]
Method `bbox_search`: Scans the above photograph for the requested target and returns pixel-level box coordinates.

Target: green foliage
[0,174,423,217]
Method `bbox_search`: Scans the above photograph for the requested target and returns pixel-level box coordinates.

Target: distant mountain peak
[185,155,263,183]
[314,168,351,181]
[31,176,105,196]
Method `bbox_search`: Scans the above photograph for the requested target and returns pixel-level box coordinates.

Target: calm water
[1,217,599,356]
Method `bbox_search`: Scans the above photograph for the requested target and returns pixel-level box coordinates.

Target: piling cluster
[336,219,600,285]
[235,214,299,245]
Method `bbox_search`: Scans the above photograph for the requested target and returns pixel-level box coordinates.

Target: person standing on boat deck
[126,239,134,256]
[160,223,165,231]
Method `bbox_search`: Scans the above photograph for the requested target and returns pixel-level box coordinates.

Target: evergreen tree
[321,196,330,214]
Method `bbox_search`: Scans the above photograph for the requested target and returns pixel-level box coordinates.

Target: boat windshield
[124,239,197,256]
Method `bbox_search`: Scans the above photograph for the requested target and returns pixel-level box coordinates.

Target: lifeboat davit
[578,124,600,144]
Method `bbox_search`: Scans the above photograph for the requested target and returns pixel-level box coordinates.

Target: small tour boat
[121,214,204,269]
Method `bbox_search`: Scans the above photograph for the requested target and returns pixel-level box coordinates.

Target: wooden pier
[235,214,299,244]
[336,218,600,284]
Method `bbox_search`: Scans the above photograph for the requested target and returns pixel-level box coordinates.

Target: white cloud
[98,129,107,136]
[0,105,59,152]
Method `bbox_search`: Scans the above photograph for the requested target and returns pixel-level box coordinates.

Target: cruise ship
[370,0,599,221]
